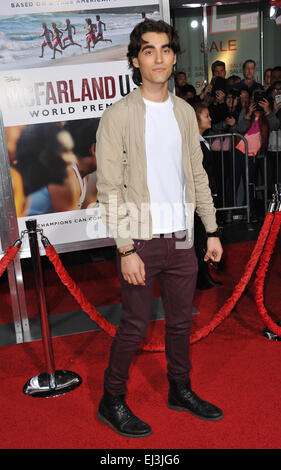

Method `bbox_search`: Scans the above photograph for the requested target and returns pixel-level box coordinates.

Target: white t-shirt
[144,96,186,234]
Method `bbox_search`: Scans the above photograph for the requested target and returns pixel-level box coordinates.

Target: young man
[96,19,224,439]
[211,60,226,79]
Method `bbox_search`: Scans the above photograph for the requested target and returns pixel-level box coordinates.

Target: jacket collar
[131,85,176,107]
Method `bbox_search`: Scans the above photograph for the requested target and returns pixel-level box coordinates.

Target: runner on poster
[39,22,54,58]
[62,18,82,51]
[51,22,64,59]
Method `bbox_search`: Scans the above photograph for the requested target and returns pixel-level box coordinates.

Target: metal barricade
[267,129,281,204]
[255,151,268,215]
[204,132,268,224]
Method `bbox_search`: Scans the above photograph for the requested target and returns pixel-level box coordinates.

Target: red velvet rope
[254,211,281,336]
[44,245,117,338]
[189,212,274,344]
[0,245,21,278]
[0,213,277,351]
[44,211,274,351]
[270,1,281,8]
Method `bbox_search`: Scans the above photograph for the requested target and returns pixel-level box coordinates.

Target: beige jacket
[96,87,217,248]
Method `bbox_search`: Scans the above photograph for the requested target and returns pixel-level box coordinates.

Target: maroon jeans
[104,233,198,396]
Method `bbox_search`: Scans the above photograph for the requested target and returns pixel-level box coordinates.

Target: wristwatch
[120,247,136,257]
[206,229,221,238]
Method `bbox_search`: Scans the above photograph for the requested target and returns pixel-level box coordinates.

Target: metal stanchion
[276,183,281,211]
[23,219,82,398]
[262,182,281,341]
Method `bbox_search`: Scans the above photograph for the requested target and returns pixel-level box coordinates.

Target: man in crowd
[271,66,281,87]
[234,59,262,95]
[175,70,188,95]
[95,19,224,439]
[200,61,227,118]
[212,60,226,79]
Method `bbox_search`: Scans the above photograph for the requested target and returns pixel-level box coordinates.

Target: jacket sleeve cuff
[115,236,134,250]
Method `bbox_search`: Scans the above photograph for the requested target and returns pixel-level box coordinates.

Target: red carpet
[0,240,281,449]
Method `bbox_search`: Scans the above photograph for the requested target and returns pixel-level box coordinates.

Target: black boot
[97,393,152,438]
[168,380,223,421]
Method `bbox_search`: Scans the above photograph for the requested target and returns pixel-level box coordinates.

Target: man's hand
[204,237,223,263]
[119,246,146,286]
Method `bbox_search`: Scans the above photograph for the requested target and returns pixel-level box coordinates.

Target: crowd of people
[175,60,281,224]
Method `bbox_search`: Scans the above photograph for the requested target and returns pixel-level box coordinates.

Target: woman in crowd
[205,88,240,217]
[263,68,272,91]
[192,102,222,290]
[235,87,280,220]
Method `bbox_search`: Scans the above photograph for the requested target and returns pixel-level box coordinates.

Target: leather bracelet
[120,247,136,257]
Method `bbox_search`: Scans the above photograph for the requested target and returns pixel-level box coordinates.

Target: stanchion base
[23,370,82,398]
[263,322,281,342]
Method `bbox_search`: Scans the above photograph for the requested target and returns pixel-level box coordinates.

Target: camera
[253,90,267,112]
[210,76,227,97]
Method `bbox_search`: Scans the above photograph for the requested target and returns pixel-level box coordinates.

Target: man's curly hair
[127,19,181,86]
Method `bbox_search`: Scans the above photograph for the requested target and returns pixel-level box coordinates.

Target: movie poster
[0,0,160,256]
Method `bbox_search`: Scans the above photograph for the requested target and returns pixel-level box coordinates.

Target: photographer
[237,89,279,141]
[208,76,229,125]
[199,61,227,112]
[235,88,280,221]
[223,88,241,127]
